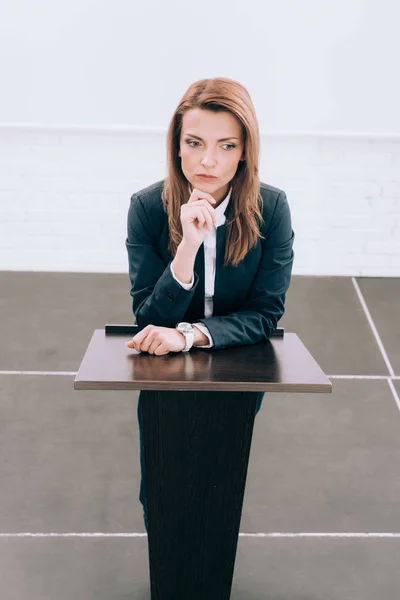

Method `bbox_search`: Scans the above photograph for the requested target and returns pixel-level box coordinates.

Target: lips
[197,174,217,179]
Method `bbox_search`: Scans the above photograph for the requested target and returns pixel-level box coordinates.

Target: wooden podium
[74,326,331,600]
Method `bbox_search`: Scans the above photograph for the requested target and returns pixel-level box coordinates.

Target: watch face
[178,322,192,334]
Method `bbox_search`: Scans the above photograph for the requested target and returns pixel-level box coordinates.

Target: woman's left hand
[125,325,186,355]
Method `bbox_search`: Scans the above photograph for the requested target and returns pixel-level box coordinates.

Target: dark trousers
[137,391,264,532]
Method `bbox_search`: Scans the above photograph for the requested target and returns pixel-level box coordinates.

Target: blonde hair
[162,77,264,267]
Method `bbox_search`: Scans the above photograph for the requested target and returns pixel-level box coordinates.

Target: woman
[125,77,295,532]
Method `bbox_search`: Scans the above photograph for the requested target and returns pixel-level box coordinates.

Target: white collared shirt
[170,186,232,348]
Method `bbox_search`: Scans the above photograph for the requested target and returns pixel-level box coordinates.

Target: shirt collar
[215,187,232,221]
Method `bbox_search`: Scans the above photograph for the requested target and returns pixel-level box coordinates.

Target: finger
[188,188,217,205]
[182,202,216,226]
[128,325,152,347]
[132,325,156,349]
[185,199,216,215]
[148,338,163,355]
[140,333,155,353]
[200,206,214,230]
[195,209,206,228]
[193,206,215,229]
[126,337,143,349]
[154,344,169,356]
[182,205,206,228]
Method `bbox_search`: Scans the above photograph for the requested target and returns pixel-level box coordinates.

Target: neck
[212,183,230,207]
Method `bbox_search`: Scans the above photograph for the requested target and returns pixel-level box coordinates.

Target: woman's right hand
[180,187,217,249]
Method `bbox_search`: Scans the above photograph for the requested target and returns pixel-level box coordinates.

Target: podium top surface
[74,330,332,393]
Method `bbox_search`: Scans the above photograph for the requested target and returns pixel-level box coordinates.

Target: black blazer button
[167,293,174,301]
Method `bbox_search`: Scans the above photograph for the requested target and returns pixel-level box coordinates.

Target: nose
[201,150,217,167]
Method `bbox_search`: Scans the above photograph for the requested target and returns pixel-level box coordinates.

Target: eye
[185,140,236,150]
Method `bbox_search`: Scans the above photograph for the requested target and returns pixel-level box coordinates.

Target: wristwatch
[175,322,194,352]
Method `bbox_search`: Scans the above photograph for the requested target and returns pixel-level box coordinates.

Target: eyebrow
[183,133,239,142]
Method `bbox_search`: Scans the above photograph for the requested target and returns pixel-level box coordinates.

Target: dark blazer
[125,179,295,351]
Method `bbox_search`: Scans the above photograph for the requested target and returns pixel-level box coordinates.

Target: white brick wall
[0,126,399,276]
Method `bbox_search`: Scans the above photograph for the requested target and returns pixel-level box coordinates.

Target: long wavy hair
[162,77,264,267]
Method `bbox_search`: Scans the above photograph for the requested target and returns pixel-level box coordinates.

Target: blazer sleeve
[125,192,200,329]
[194,190,295,350]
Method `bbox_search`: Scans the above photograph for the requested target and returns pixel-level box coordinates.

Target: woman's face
[178,108,245,204]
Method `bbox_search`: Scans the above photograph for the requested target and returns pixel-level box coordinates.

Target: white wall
[0,0,399,134]
[0,0,399,275]
[1,127,399,276]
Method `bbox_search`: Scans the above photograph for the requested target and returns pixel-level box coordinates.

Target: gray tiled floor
[0,375,140,532]
[356,278,400,373]
[0,271,133,371]
[0,272,399,599]
[280,276,390,375]
[0,538,399,600]
[247,379,400,532]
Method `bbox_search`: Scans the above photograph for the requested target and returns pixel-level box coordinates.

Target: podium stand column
[141,389,259,600]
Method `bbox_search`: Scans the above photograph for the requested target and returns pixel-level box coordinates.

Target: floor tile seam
[1,532,400,538]
[352,277,395,377]
[0,371,77,375]
[0,371,399,379]
[327,375,400,379]
[329,373,400,413]
[387,378,400,412]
